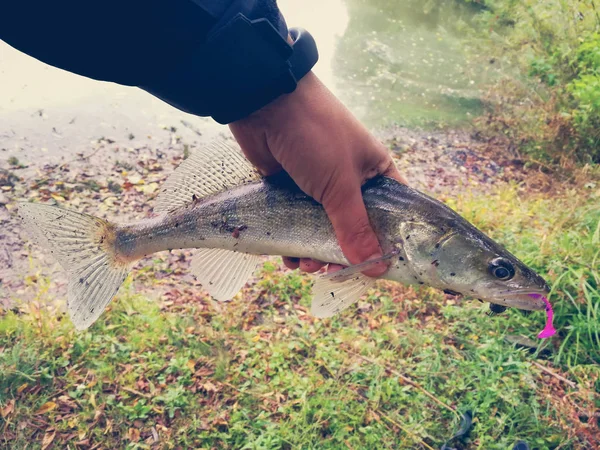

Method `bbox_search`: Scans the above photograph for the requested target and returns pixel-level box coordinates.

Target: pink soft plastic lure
[529,293,556,339]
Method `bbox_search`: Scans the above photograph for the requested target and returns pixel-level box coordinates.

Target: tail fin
[18,202,132,330]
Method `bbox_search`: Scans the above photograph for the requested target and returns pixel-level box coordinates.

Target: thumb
[324,186,388,278]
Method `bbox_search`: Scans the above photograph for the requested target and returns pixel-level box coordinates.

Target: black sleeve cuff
[140,4,318,124]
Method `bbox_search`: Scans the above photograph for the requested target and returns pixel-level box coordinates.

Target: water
[279,0,489,128]
[0,0,488,161]
[330,0,488,128]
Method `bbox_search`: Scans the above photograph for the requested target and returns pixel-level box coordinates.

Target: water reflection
[282,0,488,128]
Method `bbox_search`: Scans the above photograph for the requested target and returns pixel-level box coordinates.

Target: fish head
[399,220,549,311]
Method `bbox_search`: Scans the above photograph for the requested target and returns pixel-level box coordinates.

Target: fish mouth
[489,290,548,311]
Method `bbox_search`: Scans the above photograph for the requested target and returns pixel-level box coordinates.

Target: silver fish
[18,141,549,330]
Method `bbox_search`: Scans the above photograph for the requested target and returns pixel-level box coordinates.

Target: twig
[531,362,600,400]
[349,350,459,418]
[59,146,103,169]
[180,120,203,136]
[531,361,577,388]
[121,387,152,399]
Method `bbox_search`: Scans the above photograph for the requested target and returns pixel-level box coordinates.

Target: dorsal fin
[154,140,261,214]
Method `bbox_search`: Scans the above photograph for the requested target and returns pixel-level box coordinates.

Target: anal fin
[191,249,261,301]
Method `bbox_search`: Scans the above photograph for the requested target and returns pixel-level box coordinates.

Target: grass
[463,0,600,163]
[1,180,599,449]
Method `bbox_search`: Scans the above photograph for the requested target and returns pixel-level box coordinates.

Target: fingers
[282,257,327,273]
[327,264,345,274]
[299,258,325,273]
[324,186,389,278]
[282,256,300,270]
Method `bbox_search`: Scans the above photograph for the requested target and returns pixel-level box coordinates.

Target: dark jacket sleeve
[0,0,288,120]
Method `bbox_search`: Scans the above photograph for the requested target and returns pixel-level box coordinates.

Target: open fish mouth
[489,290,548,311]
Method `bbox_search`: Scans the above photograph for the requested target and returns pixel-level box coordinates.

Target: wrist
[212,25,318,124]
[230,71,333,138]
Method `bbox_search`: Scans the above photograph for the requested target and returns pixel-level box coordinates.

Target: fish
[17,140,551,331]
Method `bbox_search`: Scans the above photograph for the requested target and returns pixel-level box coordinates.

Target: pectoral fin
[310,273,375,318]
[320,251,399,283]
[310,252,399,318]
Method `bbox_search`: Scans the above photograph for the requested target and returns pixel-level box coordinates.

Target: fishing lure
[529,293,556,339]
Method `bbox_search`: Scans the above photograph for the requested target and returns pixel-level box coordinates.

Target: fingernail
[363,252,388,277]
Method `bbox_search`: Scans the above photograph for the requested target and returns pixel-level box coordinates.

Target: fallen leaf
[35,401,57,415]
[128,427,140,442]
[41,429,56,450]
[128,174,143,185]
[136,182,158,194]
[1,399,15,418]
[202,381,217,393]
[57,395,77,410]
[16,383,28,394]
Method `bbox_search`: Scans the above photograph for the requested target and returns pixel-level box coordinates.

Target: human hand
[229,72,406,277]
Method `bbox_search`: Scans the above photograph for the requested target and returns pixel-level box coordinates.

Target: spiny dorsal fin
[154,140,261,214]
[311,272,375,318]
[191,248,261,301]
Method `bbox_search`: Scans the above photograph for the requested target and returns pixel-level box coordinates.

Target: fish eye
[489,257,515,281]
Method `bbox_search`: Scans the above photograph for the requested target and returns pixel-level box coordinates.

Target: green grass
[1,182,599,449]
[463,0,600,163]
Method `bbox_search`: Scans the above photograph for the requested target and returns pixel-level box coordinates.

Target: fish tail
[18,202,133,330]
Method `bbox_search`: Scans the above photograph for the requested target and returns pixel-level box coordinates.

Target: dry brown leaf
[35,401,57,415]
[16,383,28,394]
[41,429,56,450]
[57,395,77,410]
[1,399,15,418]
[202,381,217,393]
[128,427,140,442]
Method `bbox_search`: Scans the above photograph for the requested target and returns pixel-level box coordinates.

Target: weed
[467,0,600,163]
